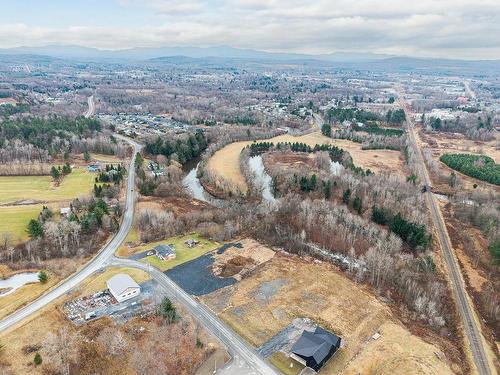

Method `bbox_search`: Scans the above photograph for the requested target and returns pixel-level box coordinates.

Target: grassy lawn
[135,233,220,271]
[0,168,95,205]
[269,352,304,375]
[0,204,46,242]
[90,153,124,163]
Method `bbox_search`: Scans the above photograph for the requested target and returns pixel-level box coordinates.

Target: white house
[106,274,141,303]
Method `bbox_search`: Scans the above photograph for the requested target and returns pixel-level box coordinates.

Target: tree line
[440,153,499,185]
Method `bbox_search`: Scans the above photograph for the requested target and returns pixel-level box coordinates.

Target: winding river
[248,155,276,204]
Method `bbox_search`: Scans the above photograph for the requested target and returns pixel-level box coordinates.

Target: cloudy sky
[0,0,499,59]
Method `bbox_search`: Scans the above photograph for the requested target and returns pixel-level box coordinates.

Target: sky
[0,0,499,59]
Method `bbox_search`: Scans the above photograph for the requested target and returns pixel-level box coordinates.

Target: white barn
[106,274,141,303]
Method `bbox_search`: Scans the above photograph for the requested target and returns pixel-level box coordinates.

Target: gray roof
[291,326,341,364]
[106,274,140,295]
[154,244,175,256]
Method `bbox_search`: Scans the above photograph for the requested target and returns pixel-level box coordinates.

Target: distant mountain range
[0,44,394,62]
[0,45,498,75]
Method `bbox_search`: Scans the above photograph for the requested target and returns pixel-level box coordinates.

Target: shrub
[34,353,42,365]
[38,271,48,283]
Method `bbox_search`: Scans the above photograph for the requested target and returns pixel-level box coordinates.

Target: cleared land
[117,233,220,271]
[0,168,95,205]
[202,252,458,375]
[206,131,404,194]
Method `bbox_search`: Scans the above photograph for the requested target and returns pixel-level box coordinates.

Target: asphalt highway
[400,96,492,375]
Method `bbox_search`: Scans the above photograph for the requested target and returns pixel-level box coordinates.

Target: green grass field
[269,352,304,375]
[138,233,220,271]
[0,168,95,205]
[0,204,45,242]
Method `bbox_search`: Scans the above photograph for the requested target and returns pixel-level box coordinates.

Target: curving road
[84,95,95,118]
[399,95,492,375]
[0,136,141,333]
[108,257,279,375]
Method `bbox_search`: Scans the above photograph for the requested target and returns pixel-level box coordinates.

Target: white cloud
[0,0,499,59]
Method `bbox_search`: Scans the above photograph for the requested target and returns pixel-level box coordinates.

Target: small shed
[106,274,141,303]
[60,207,71,216]
[185,239,199,248]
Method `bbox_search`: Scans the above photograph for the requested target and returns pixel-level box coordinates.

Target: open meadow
[206,131,405,194]
[0,168,95,205]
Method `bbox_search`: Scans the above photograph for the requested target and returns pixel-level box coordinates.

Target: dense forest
[0,116,101,149]
[144,131,207,165]
[440,153,500,185]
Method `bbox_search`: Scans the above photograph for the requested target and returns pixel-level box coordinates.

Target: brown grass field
[206,131,405,194]
[202,251,460,375]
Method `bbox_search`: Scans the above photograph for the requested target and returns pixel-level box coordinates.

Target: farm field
[206,131,405,194]
[0,168,95,205]
[202,253,458,375]
[117,233,220,271]
[0,204,47,242]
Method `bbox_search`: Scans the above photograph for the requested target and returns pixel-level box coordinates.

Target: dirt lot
[212,238,275,280]
[202,253,460,375]
[207,131,405,194]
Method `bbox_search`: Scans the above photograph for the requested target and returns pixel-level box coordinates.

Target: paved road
[109,257,280,375]
[312,112,324,130]
[463,80,477,100]
[0,137,141,333]
[84,95,95,118]
[399,95,492,375]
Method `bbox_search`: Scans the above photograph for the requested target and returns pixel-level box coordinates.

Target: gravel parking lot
[165,243,242,296]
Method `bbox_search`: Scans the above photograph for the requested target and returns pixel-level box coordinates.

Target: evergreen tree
[50,166,60,180]
[27,219,43,239]
[342,189,351,204]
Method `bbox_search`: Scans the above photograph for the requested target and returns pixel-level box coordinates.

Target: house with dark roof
[153,244,176,261]
[290,326,341,371]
